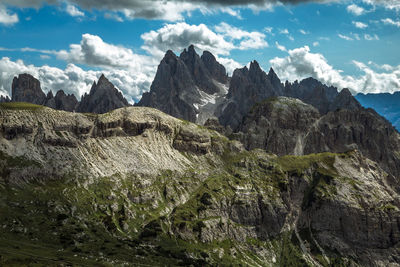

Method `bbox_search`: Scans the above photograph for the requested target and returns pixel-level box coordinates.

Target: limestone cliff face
[12,74,46,105]
[219,63,284,130]
[238,97,400,180]
[304,107,400,179]
[220,68,362,130]
[0,106,217,181]
[0,106,399,266]
[137,45,229,124]
[239,97,320,155]
[137,50,201,122]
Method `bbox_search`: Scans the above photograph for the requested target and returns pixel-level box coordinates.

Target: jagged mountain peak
[164,50,177,59]
[329,87,362,111]
[180,44,199,60]
[267,67,278,79]
[46,90,54,99]
[339,87,352,96]
[200,50,228,84]
[267,67,282,87]
[55,89,66,97]
[98,73,107,83]
[249,60,262,72]
[77,74,129,114]
[93,74,113,91]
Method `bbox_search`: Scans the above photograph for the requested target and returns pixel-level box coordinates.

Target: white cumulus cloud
[141,22,234,58]
[275,41,287,51]
[57,33,157,71]
[364,33,379,40]
[352,21,368,29]
[66,4,84,17]
[214,22,268,50]
[362,0,400,11]
[269,45,400,94]
[0,57,153,103]
[347,4,365,16]
[0,5,18,25]
[382,18,400,27]
[338,34,353,41]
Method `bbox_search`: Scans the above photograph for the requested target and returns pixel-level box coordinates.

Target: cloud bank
[270,46,400,94]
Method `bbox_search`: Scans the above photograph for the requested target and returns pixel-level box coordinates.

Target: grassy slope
[0,144,358,266]
[0,102,44,111]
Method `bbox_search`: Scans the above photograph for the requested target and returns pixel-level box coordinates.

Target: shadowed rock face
[12,74,46,105]
[201,50,228,84]
[77,74,129,114]
[219,63,284,130]
[180,45,222,95]
[45,90,78,112]
[10,73,127,113]
[237,96,400,180]
[53,90,79,111]
[239,97,320,155]
[219,68,361,130]
[11,74,78,111]
[137,50,200,122]
[137,45,229,123]
[304,107,400,179]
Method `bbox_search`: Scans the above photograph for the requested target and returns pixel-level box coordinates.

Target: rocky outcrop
[219,63,284,130]
[304,107,400,180]
[0,106,399,266]
[201,51,228,84]
[11,73,46,105]
[180,45,224,95]
[283,77,338,114]
[238,96,400,180]
[239,97,320,154]
[329,88,361,112]
[137,50,201,122]
[219,69,362,130]
[137,45,229,123]
[10,73,126,114]
[53,90,79,111]
[77,74,129,114]
[45,90,78,112]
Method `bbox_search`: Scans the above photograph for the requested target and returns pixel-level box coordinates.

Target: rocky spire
[11,73,46,105]
[138,45,229,123]
[329,88,361,111]
[201,50,228,84]
[137,47,200,122]
[179,44,221,94]
[77,74,129,114]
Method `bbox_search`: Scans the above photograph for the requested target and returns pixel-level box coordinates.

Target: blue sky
[0,0,399,103]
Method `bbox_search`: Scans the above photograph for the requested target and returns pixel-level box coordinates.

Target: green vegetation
[275,152,339,176]
[0,144,365,266]
[0,102,44,111]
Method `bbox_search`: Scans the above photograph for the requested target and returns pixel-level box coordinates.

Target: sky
[0,0,399,103]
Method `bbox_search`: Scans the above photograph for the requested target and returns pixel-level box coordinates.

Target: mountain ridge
[0,105,399,266]
[6,73,130,114]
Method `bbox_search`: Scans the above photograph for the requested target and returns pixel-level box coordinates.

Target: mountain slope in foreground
[0,103,399,266]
